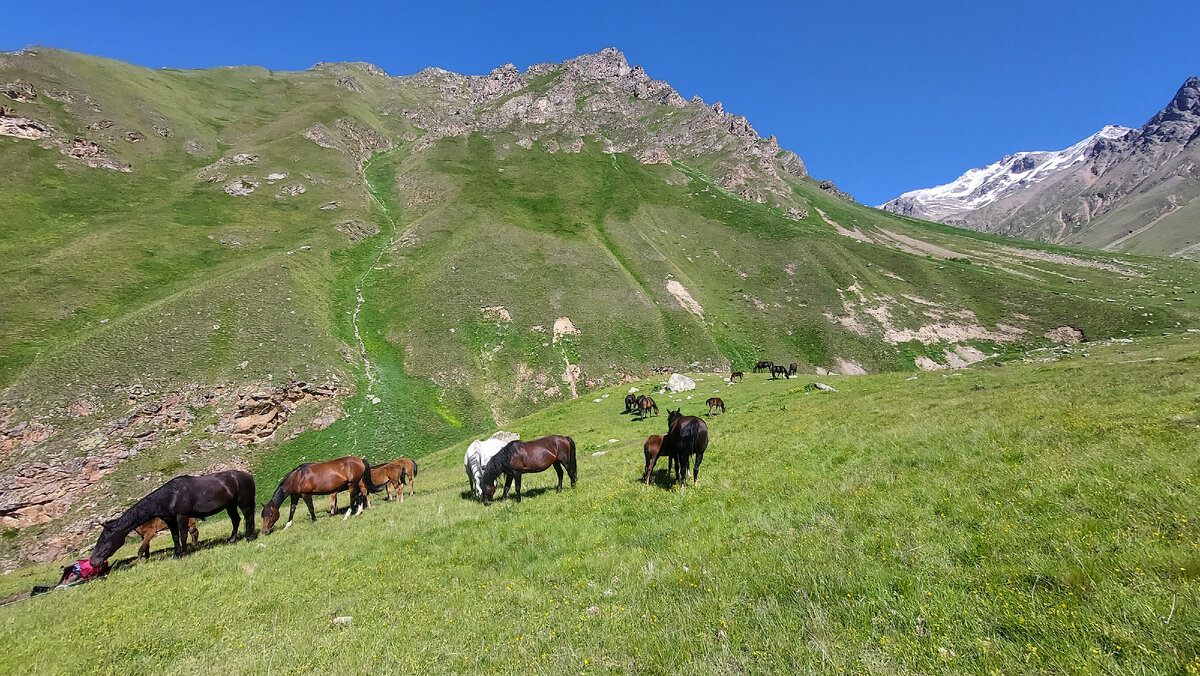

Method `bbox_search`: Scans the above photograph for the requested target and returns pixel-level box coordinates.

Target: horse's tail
[677,420,698,470]
[565,436,578,483]
[359,458,383,492]
[411,460,419,478]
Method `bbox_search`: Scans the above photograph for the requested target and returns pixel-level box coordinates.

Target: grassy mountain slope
[2,47,1200,567]
[1,335,1196,673]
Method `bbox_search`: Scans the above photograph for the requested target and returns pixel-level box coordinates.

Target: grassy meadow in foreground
[1,336,1198,674]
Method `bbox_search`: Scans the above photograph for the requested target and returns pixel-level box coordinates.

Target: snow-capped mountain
[878,125,1133,221]
[878,76,1200,257]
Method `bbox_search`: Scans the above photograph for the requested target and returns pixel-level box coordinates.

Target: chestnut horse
[640,433,675,484]
[262,456,380,533]
[663,409,709,486]
[480,435,577,504]
[89,470,256,567]
[730,371,744,382]
[636,395,659,419]
[706,397,725,415]
[330,458,414,513]
[134,518,199,559]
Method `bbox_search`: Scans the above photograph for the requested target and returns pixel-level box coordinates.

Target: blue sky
[3,0,1198,205]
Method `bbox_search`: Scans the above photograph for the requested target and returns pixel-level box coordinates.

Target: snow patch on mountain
[879,125,1133,220]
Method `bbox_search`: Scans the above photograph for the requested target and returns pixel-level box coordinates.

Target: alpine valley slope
[2,46,1200,566]
[881,77,1200,257]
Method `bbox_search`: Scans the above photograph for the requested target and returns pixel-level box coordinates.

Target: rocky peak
[566,47,631,81]
[1138,76,1200,146]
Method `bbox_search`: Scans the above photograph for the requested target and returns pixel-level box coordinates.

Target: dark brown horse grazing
[392,457,418,497]
[706,397,726,415]
[753,360,774,373]
[770,365,791,379]
[262,457,380,533]
[789,362,799,376]
[730,371,744,382]
[134,518,199,560]
[623,393,639,414]
[89,470,256,567]
[636,395,659,419]
[662,409,709,486]
[640,434,675,484]
[480,435,577,504]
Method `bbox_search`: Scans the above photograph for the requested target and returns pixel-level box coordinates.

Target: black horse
[753,360,774,373]
[662,409,709,486]
[89,470,256,567]
[623,393,639,414]
[769,365,791,379]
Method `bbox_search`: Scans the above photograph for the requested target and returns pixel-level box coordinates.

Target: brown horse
[730,371,744,382]
[134,518,199,560]
[706,397,726,415]
[663,409,709,486]
[392,457,418,497]
[636,395,659,419]
[769,365,790,379]
[330,458,415,513]
[261,456,380,533]
[480,435,577,504]
[789,362,799,376]
[753,360,774,373]
[641,434,675,484]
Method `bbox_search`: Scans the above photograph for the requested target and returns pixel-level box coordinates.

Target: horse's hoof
[283,521,292,530]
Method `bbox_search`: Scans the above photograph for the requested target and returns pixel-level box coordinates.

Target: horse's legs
[692,452,703,486]
[189,519,200,546]
[502,473,513,499]
[554,461,564,492]
[226,505,241,542]
[174,515,191,557]
[166,519,182,558]
[514,474,522,503]
[329,492,338,515]
[240,501,257,540]
[285,495,300,529]
[465,463,476,495]
[137,531,152,560]
[642,451,658,484]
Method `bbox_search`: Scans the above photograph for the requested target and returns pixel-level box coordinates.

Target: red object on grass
[60,558,109,585]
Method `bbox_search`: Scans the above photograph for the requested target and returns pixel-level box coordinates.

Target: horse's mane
[479,440,521,488]
[106,476,187,533]
[268,464,308,509]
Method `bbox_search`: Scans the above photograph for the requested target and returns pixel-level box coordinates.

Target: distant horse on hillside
[134,517,199,560]
[662,409,709,486]
[636,395,659,419]
[261,457,380,533]
[89,470,256,567]
[640,434,674,484]
[479,435,577,504]
[769,365,790,380]
[623,394,639,414]
[706,397,725,415]
[730,371,744,382]
[788,362,798,376]
[753,360,774,373]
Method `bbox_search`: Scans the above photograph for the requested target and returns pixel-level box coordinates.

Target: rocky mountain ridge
[880,77,1200,256]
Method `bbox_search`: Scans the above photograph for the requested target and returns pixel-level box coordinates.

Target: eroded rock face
[0,107,49,139]
[336,76,365,93]
[3,80,36,102]
[224,381,338,443]
[1045,326,1085,345]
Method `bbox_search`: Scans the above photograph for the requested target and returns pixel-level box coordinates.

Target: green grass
[1,335,1197,673]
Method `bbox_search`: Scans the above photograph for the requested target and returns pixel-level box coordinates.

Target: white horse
[465,431,519,496]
